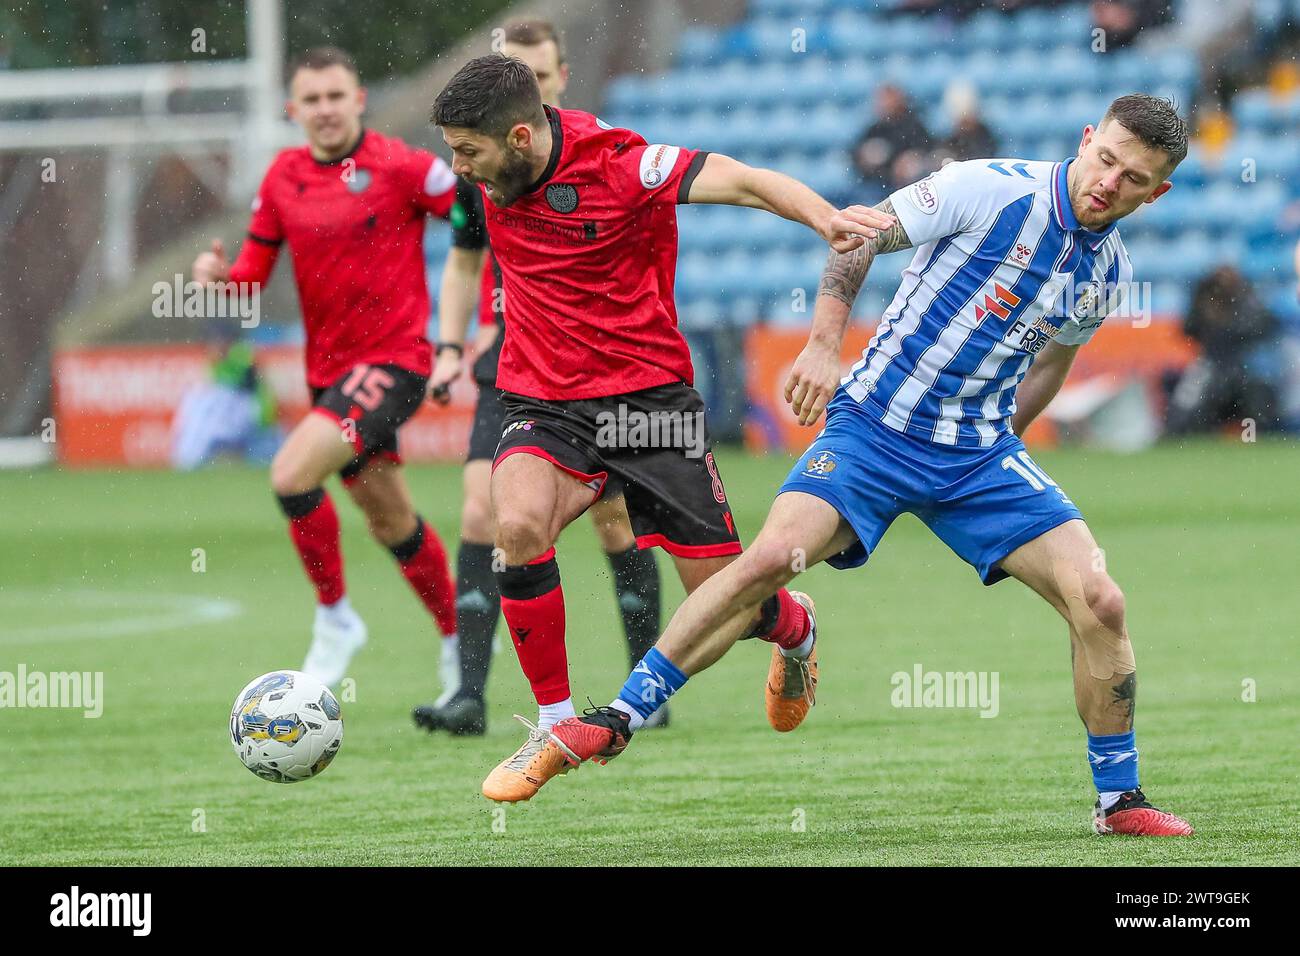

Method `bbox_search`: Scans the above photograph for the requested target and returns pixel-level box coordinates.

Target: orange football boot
[764,591,818,733]
[481,716,573,803]
[481,706,634,802]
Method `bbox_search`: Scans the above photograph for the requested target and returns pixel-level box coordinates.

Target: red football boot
[1093,789,1194,836]
[546,705,634,769]
[480,706,634,803]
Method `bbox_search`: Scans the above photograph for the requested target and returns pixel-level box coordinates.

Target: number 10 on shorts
[1001,450,1072,503]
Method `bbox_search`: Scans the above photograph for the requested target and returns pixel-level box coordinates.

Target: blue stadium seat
[964,11,1011,53]
[1171,149,1207,188]
[595,0,1282,327]
[677,27,722,67]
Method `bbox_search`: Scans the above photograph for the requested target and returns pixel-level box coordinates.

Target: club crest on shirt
[802,450,839,479]
[545,183,580,214]
[1071,280,1104,319]
[344,169,372,193]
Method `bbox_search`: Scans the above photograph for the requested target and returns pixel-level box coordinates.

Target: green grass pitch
[1,438,1297,865]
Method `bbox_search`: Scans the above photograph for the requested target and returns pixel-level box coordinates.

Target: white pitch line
[0,590,244,645]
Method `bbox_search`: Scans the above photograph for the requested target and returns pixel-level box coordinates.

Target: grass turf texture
[1,438,1296,866]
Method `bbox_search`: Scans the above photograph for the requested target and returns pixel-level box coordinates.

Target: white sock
[441,633,459,657]
[537,698,575,731]
[1098,790,1125,810]
[779,631,815,659]
[609,698,646,732]
[319,596,353,622]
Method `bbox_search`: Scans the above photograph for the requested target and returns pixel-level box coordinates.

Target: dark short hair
[288,46,359,84]
[502,18,565,63]
[430,54,546,138]
[1101,93,1188,171]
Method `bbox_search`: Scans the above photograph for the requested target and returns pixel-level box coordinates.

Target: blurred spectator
[170,324,280,470]
[1165,266,1283,435]
[1142,0,1257,108]
[898,0,1070,16]
[1191,107,1234,162]
[1295,235,1300,304]
[1091,1,1174,49]
[852,84,933,196]
[934,83,999,165]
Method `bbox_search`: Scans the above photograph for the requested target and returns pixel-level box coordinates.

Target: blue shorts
[779,392,1083,584]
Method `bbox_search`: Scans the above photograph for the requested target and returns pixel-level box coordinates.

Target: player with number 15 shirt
[192,47,460,689]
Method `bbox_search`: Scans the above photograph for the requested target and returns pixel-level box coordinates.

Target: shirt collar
[311,127,366,167]
[523,105,564,195]
[1053,157,1117,248]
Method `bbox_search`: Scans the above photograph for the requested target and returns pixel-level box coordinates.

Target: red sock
[279,489,345,606]
[389,518,457,636]
[497,548,569,705]
[757,588,811,650]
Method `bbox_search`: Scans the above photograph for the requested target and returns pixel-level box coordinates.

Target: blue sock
[1087,730,1140,795]
[614,647,687,729]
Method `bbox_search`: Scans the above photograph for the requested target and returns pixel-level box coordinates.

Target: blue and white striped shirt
[843,157,1133,448]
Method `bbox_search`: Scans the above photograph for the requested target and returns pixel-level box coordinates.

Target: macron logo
[50,886,151,936]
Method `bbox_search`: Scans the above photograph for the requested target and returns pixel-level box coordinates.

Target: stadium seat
[676,27,722,67]
[594,0,1295,330]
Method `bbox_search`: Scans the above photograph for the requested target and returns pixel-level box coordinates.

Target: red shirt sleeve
[229,168,283,286]
[408,147,457,219]
[608,141,710,207]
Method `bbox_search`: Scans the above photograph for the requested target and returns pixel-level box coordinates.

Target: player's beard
[482,147,538,207]
[1070,179,1125,230]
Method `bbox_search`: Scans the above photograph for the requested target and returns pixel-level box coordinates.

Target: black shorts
[495,382,740,558]
[468,381,508,464]
[470,381,625,498]
[310,363,427,482]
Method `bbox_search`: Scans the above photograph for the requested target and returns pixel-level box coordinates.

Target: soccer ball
[229,670,343,783]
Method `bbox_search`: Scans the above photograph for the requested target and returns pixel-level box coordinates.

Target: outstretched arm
[785,199,913,425]
[427,246,487,404]
[1011,340,1080,435]
[684,153,896,252]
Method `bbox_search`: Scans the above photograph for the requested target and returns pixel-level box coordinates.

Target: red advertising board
[743,320,1197,453]
[52,344,476,467]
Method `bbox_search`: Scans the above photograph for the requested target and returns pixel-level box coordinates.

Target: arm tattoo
[817,198,913,307]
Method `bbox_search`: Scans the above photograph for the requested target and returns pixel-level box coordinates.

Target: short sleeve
[888,160,1005,247]
[410,148,457,218]
[450,178,487,250]
[611,141,710,206]
[1054,242,1133,347]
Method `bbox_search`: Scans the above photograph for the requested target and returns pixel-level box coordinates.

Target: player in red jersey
[430,55,893,801]
[412,20,665,738]
[191,47,459,687]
